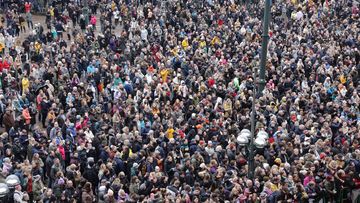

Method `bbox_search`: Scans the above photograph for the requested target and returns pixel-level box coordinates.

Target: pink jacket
[2,162,12,175]
[90,16,97,25]
[303,176,315,187]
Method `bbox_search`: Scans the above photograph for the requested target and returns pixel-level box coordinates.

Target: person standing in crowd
[82,182,95,203]
[24,1,33,29]
[18,14,26,33]
[3,108,14,132]
[90,15,97,30]
[14,184,28,203]
[39,96,50,128]
[0,0,358,202]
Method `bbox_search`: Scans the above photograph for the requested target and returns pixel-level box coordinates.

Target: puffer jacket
[32,178,44,201]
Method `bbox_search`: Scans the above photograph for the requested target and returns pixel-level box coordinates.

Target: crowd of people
[0,0,359,202]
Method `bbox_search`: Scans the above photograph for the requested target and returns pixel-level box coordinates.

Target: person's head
[84,182,92,192]
[67,180,73,188]
[15,184,21,191]
[46,188,53,196]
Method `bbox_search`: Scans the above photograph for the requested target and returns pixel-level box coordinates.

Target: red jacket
[75,117,89,130]
[58,145,65,160]
[0,60,10,72]
[354,178,360,189]
[25,3,31,13]
[208,78,215,87]
[27,176,32,193]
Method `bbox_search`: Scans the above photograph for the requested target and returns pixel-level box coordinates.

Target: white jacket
[14,190,26,203]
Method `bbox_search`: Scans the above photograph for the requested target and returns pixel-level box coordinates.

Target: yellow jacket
[339,75,346,84]
[211,36,220,46]
[49,8,54,16]
[199,41,206,48]
[160,69,170,82]
[35,42,42,53]
[0,43,4,51]
[22,77,30,92]
[182,38,189,49]
[167,128,175,139]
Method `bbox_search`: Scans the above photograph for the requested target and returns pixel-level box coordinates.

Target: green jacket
[32,180,44,201]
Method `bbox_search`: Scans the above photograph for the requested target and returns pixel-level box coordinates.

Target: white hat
[133,163,139,168]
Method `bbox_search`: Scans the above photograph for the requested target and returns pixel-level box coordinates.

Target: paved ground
[17,14,123,42]
[17,15,46,41]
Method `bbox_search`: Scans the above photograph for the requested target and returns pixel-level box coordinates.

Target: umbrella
[35,84,48,95]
